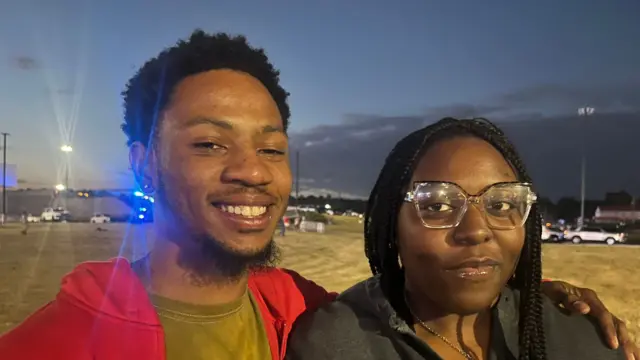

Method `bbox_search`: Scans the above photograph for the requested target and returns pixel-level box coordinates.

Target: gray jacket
[286,276,624,360]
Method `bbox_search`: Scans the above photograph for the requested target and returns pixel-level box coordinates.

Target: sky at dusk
[1,0,639,199]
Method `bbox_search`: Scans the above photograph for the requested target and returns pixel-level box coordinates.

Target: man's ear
[129,141,157,193]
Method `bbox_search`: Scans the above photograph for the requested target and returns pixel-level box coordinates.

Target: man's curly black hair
[121,29,291,147]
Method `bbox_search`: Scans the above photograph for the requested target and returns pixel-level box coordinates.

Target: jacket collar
[339,275,520,357]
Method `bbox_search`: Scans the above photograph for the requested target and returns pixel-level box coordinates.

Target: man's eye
[193,142,225,150]
[259,148,286,155]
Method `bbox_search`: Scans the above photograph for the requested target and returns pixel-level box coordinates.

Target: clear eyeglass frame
[403,181,538,230]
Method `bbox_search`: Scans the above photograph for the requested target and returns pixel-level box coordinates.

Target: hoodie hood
[337,275,521,357]
[57,257,160,326]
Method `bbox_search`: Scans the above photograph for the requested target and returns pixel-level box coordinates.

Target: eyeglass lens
[413,183,532,229]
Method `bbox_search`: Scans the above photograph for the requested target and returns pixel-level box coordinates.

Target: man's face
[141,69,291,263]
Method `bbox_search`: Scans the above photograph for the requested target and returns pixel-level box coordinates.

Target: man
[20,210,29,235]
[0,30,636,360]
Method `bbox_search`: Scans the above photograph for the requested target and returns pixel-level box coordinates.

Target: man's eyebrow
[180,117,287,137]
[180,117,233,130]
[262,124,286,136]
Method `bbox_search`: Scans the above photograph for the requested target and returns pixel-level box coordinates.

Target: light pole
[1,132,9,225]
[295,150,300,208]
[61,144,73,191]
[577,107,594,226]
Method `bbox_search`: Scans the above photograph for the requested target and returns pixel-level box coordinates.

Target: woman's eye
[424,203,454,212]
[490,202,514,211]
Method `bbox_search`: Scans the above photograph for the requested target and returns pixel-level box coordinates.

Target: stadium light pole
[61,144,73,192]
[1,132,9,225]
[577,107,594,227]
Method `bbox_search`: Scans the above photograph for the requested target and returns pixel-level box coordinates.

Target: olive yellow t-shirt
[150,290,271,360]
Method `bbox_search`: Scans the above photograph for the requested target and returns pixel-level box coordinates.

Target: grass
[0,216,638,344]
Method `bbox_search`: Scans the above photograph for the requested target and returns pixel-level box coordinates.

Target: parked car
[26,214,41,223]
[90,214,111,224]
[41,208,62,222]
[564,226,626,245]
[541,226,564,242]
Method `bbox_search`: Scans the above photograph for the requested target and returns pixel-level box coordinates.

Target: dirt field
[0,219,638,343]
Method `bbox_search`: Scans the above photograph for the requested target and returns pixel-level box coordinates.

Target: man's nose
[452,204,492,245]
[220,151,273,187]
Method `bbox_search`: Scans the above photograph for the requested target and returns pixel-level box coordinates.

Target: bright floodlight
[578,107,595,116]
[55,184,66,191]
[61,145,73,152]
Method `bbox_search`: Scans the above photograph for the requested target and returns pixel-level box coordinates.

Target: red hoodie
[0,258,337,360]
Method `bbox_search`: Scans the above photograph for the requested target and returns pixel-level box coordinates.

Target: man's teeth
[219,205,268,217]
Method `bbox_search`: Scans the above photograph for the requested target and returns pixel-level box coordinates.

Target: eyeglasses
[404,181,537,230]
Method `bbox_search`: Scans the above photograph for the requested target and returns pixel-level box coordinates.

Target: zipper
[275,319,288,360]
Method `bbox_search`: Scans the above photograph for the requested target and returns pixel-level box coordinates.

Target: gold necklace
[404,293,474,360]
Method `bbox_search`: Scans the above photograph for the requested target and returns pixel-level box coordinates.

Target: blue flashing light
[149,197,154,203]
[134,191,144,197]
[139,207,147,212]
[138,214,145,219]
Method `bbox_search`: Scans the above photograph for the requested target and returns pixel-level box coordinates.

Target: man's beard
[178,234,281,285]
[154,173,281,285]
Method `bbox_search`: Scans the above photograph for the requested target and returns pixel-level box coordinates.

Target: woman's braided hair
[364,117,546,360]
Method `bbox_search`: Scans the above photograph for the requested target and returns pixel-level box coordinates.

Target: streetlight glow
[55,184,66,191]
[578,107,595,116]
[60,144,73,192]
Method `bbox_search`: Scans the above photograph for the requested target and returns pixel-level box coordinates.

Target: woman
[286,118,628,360]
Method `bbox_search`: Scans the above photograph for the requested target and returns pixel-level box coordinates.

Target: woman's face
[397,136,526,315]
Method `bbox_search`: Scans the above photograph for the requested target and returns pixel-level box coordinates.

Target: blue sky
[1,0,639,195]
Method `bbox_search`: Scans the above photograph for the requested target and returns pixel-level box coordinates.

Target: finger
[569,300,591,314]
[568,288,619,346]
[541,281,571,303]
[559,293,582,310]
[616,318,630,346]
[622,340,639,360]
[595,311,619,349]
[623,344,636,360]
[614,320,637,360]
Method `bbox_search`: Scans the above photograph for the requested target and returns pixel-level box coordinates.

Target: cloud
[421,104,509,120]
[289,108,640,201]
[499,82,640,113]
[11,56,39,70]
[304,137,332,147]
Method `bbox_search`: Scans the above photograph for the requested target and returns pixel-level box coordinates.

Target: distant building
[3,189,132,220]
[593,204,640,223]
[4,189,56,216]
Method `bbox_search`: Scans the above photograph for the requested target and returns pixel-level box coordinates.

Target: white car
[541,226,564,242]
[90,214,111,224]
[41,208,62,222]
[564,226,626,245]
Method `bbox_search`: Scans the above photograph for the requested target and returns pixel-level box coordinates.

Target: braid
[364,117,547,360]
